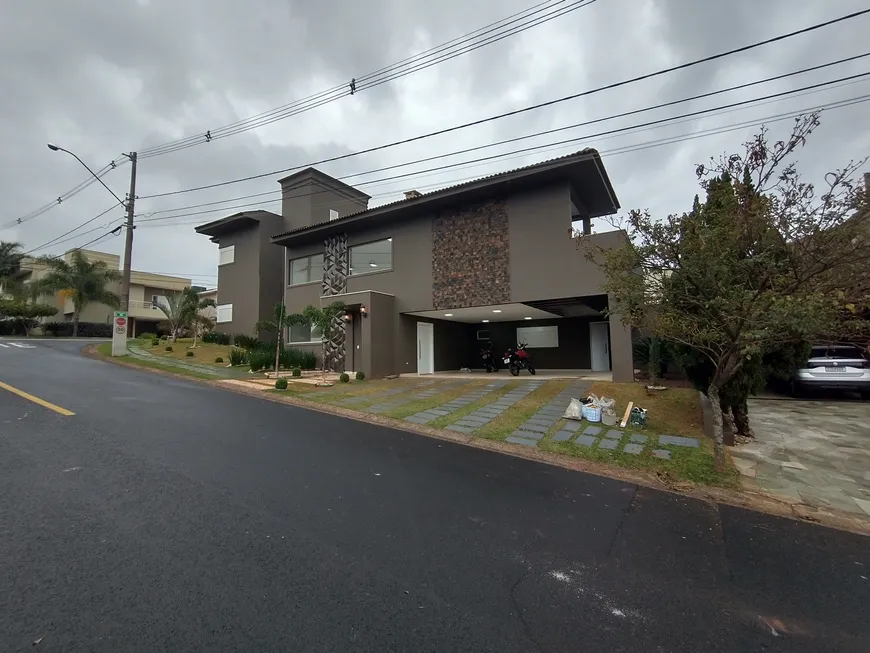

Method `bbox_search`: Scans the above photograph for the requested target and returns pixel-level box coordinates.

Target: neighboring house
[13,249,191,337]
[196,150,634,381]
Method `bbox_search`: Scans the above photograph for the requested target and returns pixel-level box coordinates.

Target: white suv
[793,344,870,399]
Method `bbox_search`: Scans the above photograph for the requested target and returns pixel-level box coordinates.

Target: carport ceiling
[408,303,561,323]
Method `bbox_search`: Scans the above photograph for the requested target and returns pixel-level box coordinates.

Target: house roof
[277,167,371,201]
[270,148,620,246]
[194,210,281,239]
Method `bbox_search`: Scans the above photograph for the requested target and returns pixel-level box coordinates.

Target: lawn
[95,342,216,380]
[133,337,233,367]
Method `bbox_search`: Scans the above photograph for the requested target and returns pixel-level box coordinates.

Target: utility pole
[120,152,137,312]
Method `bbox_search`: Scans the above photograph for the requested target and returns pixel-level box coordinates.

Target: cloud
[2,0,869,288]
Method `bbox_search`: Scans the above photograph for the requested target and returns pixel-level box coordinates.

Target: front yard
[94,340,736,488]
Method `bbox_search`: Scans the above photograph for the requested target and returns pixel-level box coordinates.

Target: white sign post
[112,311,128,356]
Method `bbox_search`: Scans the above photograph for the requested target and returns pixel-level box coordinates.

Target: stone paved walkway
[128,344,228,377]
[506,382,590,447]
[446,381,545,434]
[733,398,870,516]
[366,381,471,415]
[336,383,431,407]
[404,380,511,425]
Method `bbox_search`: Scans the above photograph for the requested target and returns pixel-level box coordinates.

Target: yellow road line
[0,381,75,416]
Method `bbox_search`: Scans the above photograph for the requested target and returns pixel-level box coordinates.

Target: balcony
[128,300,168,319]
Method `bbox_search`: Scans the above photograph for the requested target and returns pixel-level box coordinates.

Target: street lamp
[46,143,126,207]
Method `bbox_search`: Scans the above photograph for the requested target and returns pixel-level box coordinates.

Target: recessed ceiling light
[524,316,533,320]
[444,313,453,317]
[492,309,502,313]
[369,262,378,268]
[482,319,489,323]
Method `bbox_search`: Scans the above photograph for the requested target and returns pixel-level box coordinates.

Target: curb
[82,345,870,537]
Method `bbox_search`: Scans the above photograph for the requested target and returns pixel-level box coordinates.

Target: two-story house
[13,249,192,337]
[196,150,634,381]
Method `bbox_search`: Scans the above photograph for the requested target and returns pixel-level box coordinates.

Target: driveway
[733,398,870,516]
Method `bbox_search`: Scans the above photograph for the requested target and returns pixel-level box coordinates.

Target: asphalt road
[1,340,868,652]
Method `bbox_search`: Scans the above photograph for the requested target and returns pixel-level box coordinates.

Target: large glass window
[289,253,324,285]
[289,323,323,343]
[349,239,392,275]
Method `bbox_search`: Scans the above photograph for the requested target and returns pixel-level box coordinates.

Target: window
[216,304,233,323]
[218,245,235,266]
[289,322,322,343]
[349,239,392,275]
[151,294,168,309]
[329,209,339,221]
[289,253,324,285]
[516,325,559,348]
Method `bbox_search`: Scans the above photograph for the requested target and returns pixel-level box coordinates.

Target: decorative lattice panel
[322,234,348,372]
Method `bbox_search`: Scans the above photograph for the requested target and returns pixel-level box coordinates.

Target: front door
[590,322,611,372]
[416,322,434,375]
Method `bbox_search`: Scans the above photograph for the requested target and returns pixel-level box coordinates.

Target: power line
[133,90,870,230]
[136,0,596,158]
[3,158,128,230]
[137,8,870,199]
[24,203,123,254]
[136,65,870,224]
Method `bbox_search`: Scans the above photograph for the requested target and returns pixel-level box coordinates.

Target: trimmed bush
[292,367,302,377]
[214,356,224,363]
[186,351,194,357]
[165,345,173,352]
[160,335,168,341]
[32,321,113,338]
[339,373,350,383]
[248,348,273,372]
[355,371,365,381]
[203,331,231,345]
[232,334,260,350]
[151,339,159,346]
[138,332,157,341]
[275,378,288,390]
[278,347,317,370]
[228,347,248,366]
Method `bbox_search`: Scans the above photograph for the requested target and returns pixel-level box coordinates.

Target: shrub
[186,351,194,357]
[160,335,168,341]
[138,332,157,341]
[275,378,288,390]
[42,321,62,337]
[165,345,173,352]
[292,367,302,377]
[248,347,273,372]
[355,371,365,381]
[203,331,231,345]
[151,339,159,346]
[32,321,113,338]
[339,373,350,383]
[232,334,260,350]
[214,356,224,363]
[228,347,248,366]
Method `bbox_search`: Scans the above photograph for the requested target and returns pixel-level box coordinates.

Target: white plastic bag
[562,397,584,421]
[599,396,616,416]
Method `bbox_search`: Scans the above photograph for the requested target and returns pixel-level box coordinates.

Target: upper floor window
[349,238,392,275]
[216,304,233,323]
[218,245,235,266]
[289,253,324,285]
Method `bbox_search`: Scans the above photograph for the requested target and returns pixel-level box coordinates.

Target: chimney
[404,190,422,200]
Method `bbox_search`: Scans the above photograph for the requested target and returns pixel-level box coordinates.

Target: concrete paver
[734,398,870,516]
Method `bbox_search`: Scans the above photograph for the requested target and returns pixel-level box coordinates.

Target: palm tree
[35,250,121,337]
[155,292,187,341]
[0,241,25,294]
[287,301,347,385]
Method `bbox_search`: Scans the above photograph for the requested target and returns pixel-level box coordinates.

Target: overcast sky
[2,0,868,288]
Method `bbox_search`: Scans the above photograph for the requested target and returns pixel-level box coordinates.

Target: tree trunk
[732,399,754,439]
[274,333,281,378]
[707,383,726,472]
[72,310,80,337]
[192,323,199,348]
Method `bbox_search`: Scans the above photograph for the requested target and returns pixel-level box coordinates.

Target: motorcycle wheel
[509,363,520,377]
[528,366,536,375]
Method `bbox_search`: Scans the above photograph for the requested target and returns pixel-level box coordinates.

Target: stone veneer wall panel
[432,199,510,310]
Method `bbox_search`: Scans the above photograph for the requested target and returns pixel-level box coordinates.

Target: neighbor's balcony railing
[128,300,167,316]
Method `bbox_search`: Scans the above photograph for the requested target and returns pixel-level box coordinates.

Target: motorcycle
[481,344,499,373]
[503,342,535,376]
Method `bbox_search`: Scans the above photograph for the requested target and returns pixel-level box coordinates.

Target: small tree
[180,287,216,348]
[287,301,347,384]
[256,302,293,377]
[0,299,57,336]
[155,292,187,341]
[35,250,121,337]
[586,114,870,470]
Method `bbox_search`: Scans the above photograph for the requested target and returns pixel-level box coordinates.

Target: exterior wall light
[360,305,368,317]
